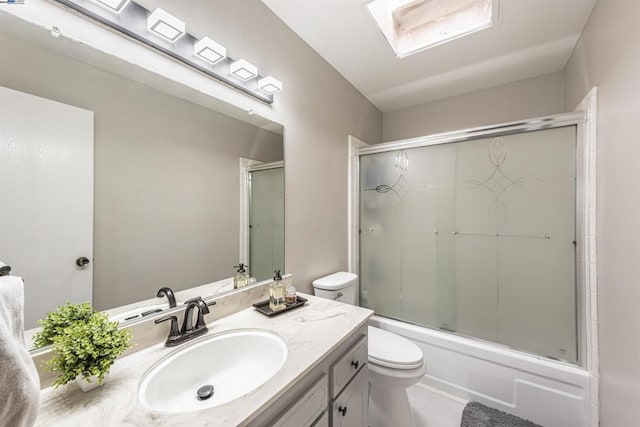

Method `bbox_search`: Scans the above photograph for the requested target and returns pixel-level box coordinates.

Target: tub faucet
[157,287,177,308]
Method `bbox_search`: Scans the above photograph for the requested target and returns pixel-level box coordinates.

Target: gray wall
[382,72,565,141]
[564,0,640,424]
[162,1,383,292]
[0,32,283,310]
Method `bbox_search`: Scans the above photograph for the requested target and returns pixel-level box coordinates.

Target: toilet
[312,272,426,427]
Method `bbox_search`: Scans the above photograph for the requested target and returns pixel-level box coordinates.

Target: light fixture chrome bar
[53,0,273,103]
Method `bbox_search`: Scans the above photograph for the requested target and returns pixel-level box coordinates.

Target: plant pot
[76,375,104,392]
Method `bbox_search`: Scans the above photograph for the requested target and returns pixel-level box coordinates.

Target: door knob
[76,257,90,267]
[338,406,348,416]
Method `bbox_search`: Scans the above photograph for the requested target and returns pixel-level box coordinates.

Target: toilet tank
[312,272,358,305]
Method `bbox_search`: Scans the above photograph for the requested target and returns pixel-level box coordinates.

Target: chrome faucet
[157,287,177,308]
[155,298,216,347]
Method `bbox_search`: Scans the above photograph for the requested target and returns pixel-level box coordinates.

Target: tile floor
[407,383,467,427]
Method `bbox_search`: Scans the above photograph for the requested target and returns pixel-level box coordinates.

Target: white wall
[161,1,384,292]
[382,72,565,141]
[563,1,640,425]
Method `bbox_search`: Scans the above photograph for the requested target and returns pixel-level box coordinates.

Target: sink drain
[197,384,214,401]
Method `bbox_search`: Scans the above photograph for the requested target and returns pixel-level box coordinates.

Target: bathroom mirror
[0,12,284,341]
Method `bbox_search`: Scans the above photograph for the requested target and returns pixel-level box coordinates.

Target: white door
[0,86,93,329]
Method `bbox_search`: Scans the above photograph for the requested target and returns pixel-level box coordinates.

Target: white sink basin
[138,329,287,413]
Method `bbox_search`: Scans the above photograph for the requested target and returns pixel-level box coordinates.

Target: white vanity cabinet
[250,324,369,427]
[330,336,368,427]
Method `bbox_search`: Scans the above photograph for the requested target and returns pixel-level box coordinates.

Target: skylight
[366,0,496,58]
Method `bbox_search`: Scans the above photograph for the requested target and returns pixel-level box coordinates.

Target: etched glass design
[359,126,577,363]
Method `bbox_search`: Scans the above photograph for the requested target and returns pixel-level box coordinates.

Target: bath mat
[460,401,543,427]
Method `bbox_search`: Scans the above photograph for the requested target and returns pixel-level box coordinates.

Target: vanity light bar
[94,0,129,13]
[258,76,283,94]
[194,37,226,65]
[53,0,278,102]
[230,59,258,81]
[147,8,186,42]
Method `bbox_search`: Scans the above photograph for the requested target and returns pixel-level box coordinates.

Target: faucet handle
[195,299,213,329]
[194,300,216,329]
[155,315,180,342]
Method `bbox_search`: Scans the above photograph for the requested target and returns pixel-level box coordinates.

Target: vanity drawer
[271,374,328,427]
[331,367,368,427]
[331,335,367,398]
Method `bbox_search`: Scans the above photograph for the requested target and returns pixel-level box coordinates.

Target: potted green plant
[33,302,132,391]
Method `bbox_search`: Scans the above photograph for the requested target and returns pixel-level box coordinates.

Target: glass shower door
[249,167,284,281]
[359,126,577,363]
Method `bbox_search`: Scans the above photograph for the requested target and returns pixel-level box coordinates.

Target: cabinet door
[271,374,328,427]
[332,367,368,427]
[311,411,328,427]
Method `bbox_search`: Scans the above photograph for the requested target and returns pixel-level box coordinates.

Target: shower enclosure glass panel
[249,167,284,281]
[360,126,577,363]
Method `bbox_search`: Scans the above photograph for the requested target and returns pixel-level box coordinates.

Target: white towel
[0,275,40,427]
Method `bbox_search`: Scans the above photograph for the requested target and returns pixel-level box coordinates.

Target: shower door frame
[239,160,285,278]
[351,111,593,369]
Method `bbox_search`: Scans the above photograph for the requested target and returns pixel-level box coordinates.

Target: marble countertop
[36,293,373,426]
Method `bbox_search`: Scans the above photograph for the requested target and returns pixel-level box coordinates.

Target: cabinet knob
[338,406,347,417]
[351,360,359,370]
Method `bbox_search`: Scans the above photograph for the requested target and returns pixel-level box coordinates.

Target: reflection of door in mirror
[248,164,284,282]
[0,86,94,329]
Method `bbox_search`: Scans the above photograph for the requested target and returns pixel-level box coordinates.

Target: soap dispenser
[233,263,249,289]
[269,270,286,312]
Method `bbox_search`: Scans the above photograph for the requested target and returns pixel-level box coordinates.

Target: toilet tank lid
[312,272,357,290]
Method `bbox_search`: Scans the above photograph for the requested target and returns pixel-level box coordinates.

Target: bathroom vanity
[35,293,373,426]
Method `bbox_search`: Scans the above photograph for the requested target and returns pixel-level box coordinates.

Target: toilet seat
[368,326,424,370]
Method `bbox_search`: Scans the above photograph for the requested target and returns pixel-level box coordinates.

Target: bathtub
[369,315,591,427]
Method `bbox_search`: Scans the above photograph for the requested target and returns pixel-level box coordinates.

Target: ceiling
[262,0,596,112]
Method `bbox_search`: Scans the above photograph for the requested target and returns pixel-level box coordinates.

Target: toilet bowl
[312,272,425,427]
[367,325,425,427]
